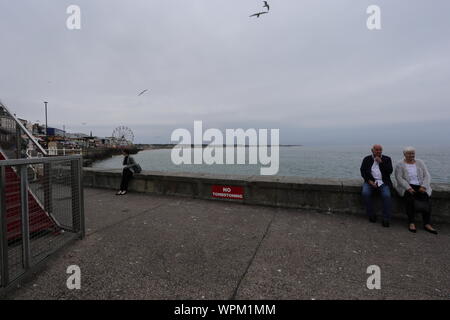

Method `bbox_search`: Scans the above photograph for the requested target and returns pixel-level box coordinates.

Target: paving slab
[235,210,450,300]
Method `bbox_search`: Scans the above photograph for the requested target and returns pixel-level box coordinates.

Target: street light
[44,101,48,140]
[44,101,48,138]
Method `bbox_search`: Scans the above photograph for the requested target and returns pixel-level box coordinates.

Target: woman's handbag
[127,156,142,174]
[132,163,142,174]
[413,192,430,214]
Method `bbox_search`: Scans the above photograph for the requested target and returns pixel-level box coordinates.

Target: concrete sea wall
[83,169,450,223]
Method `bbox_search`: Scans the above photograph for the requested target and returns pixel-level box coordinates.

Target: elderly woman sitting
[394,147,437,234]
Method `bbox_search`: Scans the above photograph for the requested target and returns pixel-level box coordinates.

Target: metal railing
[27,148,83,157]
[0,101,47,159]
[0,155,84,291]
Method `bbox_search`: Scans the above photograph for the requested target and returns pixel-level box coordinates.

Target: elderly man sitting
[360,144,393,227]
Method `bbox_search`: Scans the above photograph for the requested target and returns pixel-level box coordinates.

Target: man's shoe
[382,220,390,228]
[408,227,417,233]
[369,216,377,223]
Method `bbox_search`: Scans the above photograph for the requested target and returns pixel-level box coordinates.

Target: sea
[92,145,450,184]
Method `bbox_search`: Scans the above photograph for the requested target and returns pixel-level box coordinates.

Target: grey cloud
[1,0,450,144]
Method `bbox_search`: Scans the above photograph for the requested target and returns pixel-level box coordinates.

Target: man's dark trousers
[362,183,392,220]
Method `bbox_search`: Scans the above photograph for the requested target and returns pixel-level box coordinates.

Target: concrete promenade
[4,188,450,300]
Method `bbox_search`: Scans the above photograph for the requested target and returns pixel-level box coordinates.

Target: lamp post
[44,101,48,137]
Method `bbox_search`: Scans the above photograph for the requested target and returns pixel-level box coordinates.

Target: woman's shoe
[121,191,127,195]
[424,226,438,235]
[408,224,417,233]
[116,191,122,195]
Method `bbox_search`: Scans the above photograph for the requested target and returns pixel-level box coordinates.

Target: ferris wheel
[112,126,134,146]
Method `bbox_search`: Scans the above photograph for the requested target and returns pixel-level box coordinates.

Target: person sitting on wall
[360,144,393,227]
[394,147,437,234]
[117,149,138,195]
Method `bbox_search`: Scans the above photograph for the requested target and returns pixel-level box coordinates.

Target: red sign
[212,185,244,200]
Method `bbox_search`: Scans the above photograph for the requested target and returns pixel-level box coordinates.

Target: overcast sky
[1,0,449,145]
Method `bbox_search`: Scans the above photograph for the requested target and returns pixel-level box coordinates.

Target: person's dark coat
[360,155,393,187]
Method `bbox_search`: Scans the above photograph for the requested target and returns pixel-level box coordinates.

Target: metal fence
[0,155,84,290]
[27,148,83,157]
[0,102,48,160]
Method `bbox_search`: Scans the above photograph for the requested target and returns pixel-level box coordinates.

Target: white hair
[403,146,416,154]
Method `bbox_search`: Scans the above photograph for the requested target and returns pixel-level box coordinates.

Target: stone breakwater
[82,146,141,166]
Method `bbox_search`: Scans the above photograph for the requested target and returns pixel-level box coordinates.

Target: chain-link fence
[0,155,84,290]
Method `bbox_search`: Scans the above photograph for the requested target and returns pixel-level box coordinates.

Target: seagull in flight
[138,89,149,96]
[249,11,268,18]
[263,1,270,11]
